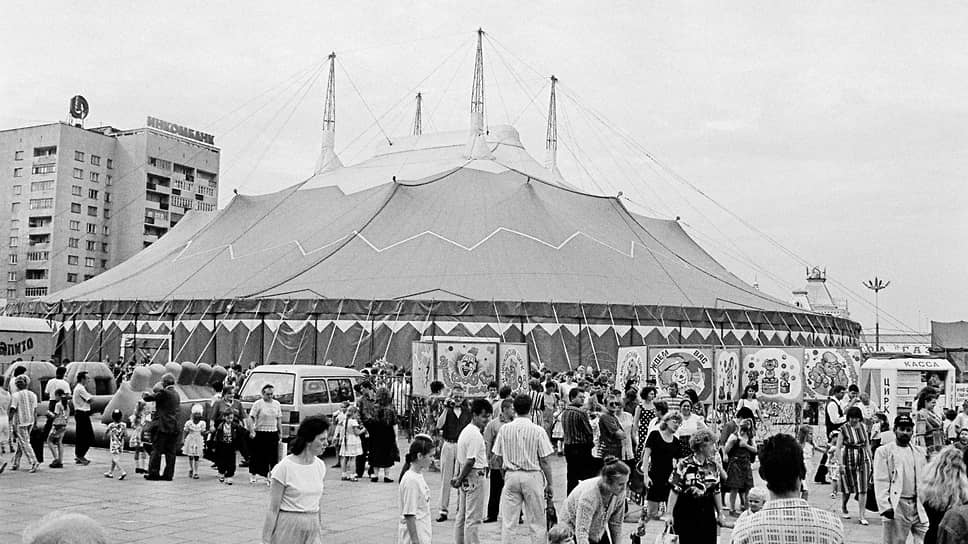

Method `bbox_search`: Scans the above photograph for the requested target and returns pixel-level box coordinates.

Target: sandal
[859,519,869,526]
[192,473,199,480]
[350,476,359,482]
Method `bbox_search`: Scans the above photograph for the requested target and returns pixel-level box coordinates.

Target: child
[735,486,769,523]
[944,409,958,444]
[182,404,207,479]
[129,400,148,474]
[46,389,70,468]
[954,428,968,453]
[398,434,434,544]
[797,425,815,500]
[104,409,128,480]
[551,398,565,455]
[213,411,244,484]
[332,401,349,469]
[340,405,365,481]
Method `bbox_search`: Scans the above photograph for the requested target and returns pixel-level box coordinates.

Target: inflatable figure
[3,360,56,401]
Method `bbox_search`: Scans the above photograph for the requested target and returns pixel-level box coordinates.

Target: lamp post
[863,277,890,351]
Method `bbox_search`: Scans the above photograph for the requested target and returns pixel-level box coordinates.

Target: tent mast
[315,52,343,174]
[412,92,422,136]
[544,75,561,179]
[465,28,493,160]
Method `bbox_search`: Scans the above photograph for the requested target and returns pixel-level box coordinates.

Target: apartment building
[0,119,219,303]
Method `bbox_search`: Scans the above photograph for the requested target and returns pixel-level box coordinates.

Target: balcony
[32,155,57,165]
[196,202,216,212]
[172,179,194,192]
[170,195,194,209]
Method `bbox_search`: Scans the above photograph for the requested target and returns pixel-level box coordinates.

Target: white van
[238,365,362,441]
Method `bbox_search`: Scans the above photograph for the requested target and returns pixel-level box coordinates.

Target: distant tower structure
[412,93,422,136]
[544,75,561,179]
[464,29,493,160]
[791,266,850,319]
[315,52,343,174]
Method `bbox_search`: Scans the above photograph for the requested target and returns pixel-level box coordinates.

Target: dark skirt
[672,494,717,543]
[366,421,399,468]
[725,448,754,492]
[249,431,279,477]
[646,467,673,502]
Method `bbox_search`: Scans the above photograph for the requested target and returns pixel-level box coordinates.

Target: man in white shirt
[44,366,70,403]
[874,414,928,544]
[493,394,555,544]
[452,399,493,544]
[9,375,39,472]
[72,372,94,465]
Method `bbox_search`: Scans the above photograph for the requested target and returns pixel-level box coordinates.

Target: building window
[90,155,100,166]
[105,175,112,186]
[71,203,81,213]
[87,206,97,217]
[103,208,111,219]
[10,203,20,213]
[101,242,108,253]
[8,254,16,265]
[24,287,47,297]
[67,273,78,283]
[13,168,23,178]
[69,220,80,231]
[87,223,97,234]
[72,185,82,196]
[30,181,54,192]
[7,272,16,282]
[26,251,48,261]
[74,151,84,162]
[12,185,21,195]
[29,198,53,210]
[6,288,15,298]
[103,225,110,235]
[88,189,98,199]
[104,192,111,203]
[8,236,17,248]
[33,146,56,157]
[14,150,23,160]
[72,168,83,179]
[31,164,56,175]
[90,172,99,183]
[84,257,95,268]
[68,237,79,248]
[67,255,78,265]
[106,158,113,169]
[148,157,172,170]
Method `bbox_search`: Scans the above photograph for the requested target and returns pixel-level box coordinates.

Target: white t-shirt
[398,470,432,544]
[270,455,327,513]
[45,378,71,400]
[72,383,92,412]
[675,413,707,438]
[456,423,487,469]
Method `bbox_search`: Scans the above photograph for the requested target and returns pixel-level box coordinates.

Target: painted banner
[436,342,497,397]
[757,401,799,441]
[741,347,803,402]
[714,349,741,403]
[411,341,434,397]
[615,347,649,393]
[499,343,530,394]
[845,349,863,387]
[803,348,852,399]
[648,347,713,401]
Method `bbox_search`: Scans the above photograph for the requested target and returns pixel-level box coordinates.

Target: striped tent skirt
[270,511,322,544]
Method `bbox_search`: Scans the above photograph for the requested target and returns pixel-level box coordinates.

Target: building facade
[790,266,850,319]
[0,120,219,304]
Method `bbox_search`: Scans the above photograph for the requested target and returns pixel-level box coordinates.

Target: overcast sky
[2,1,964,333]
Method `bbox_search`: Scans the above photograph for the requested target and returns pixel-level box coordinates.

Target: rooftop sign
[146,116,214,145]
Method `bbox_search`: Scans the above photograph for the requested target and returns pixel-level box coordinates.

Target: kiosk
[861,354,955,422]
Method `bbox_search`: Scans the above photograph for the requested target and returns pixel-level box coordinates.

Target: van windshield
[240,372,295,405]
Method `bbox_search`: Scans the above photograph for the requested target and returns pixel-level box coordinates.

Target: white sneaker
[250,476,257,484]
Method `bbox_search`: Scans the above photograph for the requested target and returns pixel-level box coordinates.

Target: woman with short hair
[560,456,630,544]
[674,398,708,458]
[262,416,330,544]
[249,384,282,485]
[831,405,872,525]
[638,411,682,521]
[663,429,723,543]
[915,388,945,458]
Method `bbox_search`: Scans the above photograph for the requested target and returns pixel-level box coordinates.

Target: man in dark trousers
[560,387,595,493]
[435,384,473,522]
[143,373,180,481]
[355,381,377,479]
[816,385,847,484]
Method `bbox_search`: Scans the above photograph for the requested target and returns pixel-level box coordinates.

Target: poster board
[615,347,649,393]
[648,347,713,401]
[803,348,852,400]
[498,343,530,394]
[410,341,434,397]
[714,349,741,403]
[436,341,497,397]
[740,347,803,402]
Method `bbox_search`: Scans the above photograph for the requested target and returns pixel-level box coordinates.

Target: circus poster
[615,347,649,393]
[757,401,799,441]
[436,342,497,397]
[714,349,741,403]
[410,341,434,397]
[740,347,803,402]
[846,349,863,387]
[803,348,855,400]
[648,347,713,401]
[498,343,529,394]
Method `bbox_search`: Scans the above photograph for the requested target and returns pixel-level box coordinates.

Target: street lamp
[863,276,890,351]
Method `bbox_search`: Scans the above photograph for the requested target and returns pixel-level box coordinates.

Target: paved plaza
[1,441,884,544]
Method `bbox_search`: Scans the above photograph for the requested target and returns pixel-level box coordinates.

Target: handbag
[653,520,678,544]
[628,465,646,494]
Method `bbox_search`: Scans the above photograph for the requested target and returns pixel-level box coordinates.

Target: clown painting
[498,343,530,394]
[615,347,649,392]
[648,348,713,401]
[436,342,497,396]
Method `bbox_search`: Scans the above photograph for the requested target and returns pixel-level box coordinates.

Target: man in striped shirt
[492,393,554,544]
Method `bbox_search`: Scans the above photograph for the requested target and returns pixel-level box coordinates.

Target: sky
[1,1,965,333]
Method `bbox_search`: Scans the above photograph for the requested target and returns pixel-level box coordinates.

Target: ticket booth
[861,355,955,422]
